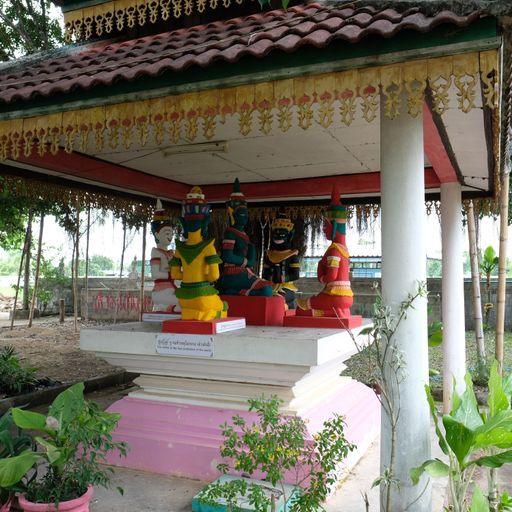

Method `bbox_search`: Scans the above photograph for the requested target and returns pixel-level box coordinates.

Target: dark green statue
[220,179,273,296]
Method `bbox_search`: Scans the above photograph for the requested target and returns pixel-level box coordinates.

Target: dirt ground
[0,318,120,384]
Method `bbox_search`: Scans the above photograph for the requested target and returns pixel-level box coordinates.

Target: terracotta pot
[18,486,93,512]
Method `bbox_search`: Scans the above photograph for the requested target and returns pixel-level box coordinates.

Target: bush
[0,346,36,395]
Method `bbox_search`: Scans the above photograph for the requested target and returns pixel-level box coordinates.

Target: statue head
[181,186,211,239]
[151,199,174,246]
[226,178,248,229]
[323,185,347,242]
[270,211,294,249]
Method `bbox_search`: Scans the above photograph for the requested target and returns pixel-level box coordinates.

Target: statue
[262,212,300,309]
[150,201,180,313]
[129,255,138,280]
[170,186,227,321]
[296,186,354,319]
[220,179,273,297]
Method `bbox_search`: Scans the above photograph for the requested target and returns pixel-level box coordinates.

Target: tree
[0,190,28,250]
[481,245,499,328]
[0,0,63,61]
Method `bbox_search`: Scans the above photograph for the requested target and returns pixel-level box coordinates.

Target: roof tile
[0,3,481,104]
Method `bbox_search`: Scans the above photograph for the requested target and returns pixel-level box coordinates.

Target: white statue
[150,200,180,313]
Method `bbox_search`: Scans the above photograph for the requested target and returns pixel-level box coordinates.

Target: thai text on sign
[155,333,214,357]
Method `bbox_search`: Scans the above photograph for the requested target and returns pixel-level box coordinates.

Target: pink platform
[105,379,380,482]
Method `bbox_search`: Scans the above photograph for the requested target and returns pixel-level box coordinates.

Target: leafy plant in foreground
[411,362,512,512]
[4,382,127,505]
[197,395,355,511]
[0,410,36,506]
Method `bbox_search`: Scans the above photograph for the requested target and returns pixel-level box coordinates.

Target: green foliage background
[0,0,63,61]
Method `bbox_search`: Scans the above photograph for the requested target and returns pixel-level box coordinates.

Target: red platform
[219,295,286,326]
[283,315,363,329]
[162,317,246,334]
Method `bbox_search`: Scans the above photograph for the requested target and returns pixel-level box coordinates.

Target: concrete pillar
[441,182,466,412]
[380,97,431,511]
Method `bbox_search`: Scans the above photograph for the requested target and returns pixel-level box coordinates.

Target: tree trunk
[28,214,44,328]
[139,223,147,322]
[496,172,510,374]
[114,219,127,324]
[73,203,80,333]
[10,221,30,330]
[84,207,91,322]
[467,201,486,370]
[22,208,33,311]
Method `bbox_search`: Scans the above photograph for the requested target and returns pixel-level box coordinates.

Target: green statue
[220,179,273,297]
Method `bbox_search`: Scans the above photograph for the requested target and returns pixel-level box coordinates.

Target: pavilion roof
[0,3,481,106]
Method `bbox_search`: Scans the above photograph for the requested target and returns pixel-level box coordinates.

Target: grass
[343,330,512,390]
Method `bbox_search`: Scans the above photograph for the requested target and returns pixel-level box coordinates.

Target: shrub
[0,346,36,396]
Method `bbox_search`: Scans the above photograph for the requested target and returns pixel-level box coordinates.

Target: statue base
[220,295,286,326]
[283,315,363,329]
[81,322,378,482]
[162,317,246,335]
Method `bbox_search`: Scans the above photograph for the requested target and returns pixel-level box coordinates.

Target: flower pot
[18,486,93,512]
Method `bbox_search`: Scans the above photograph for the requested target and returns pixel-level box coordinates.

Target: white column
[380,97,431,512]
[441,182,466,412]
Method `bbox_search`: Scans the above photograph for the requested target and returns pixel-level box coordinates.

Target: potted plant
[0,411,37,512]
[195,395,356,512]
[6,382,127,512]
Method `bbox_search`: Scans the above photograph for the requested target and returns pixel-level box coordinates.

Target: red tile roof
[0,3,480,105]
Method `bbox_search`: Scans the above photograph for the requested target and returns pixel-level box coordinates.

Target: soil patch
[0,319,121,386]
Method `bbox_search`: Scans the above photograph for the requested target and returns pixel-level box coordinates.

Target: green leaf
[488,361,509,417]
[0,411,13,432]
[0,451,38,487]
[475,428,512,449]
[473,449,512,469]
[428,329,443,348]
[425,385,449,455]
[443,415,475,465]
[410,459,449,485]
[48,382,85,426]
[474,411,512,449]
[503,373,512,403]
[470,486,490,512]
[11,409,47,431]
[451,374,483,430]
[34,436,63,466]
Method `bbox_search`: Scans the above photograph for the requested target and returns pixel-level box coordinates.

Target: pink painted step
[105,380,380,482]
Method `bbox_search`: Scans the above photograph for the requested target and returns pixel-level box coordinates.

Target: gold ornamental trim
[63,0,251,41]
[0,51,499,161]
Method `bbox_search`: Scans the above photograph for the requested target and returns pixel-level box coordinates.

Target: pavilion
[0,1,510,510]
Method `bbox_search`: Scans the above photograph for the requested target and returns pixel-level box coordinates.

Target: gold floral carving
[479,50,498,108]
[0,52,499,161]
[64,0,257,39]
[381,65,403,119]
[453,53,478,114]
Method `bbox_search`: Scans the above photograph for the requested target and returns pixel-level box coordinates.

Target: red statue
[296,185,354,319]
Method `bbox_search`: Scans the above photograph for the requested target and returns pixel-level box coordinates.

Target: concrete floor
[89,431,456,511]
